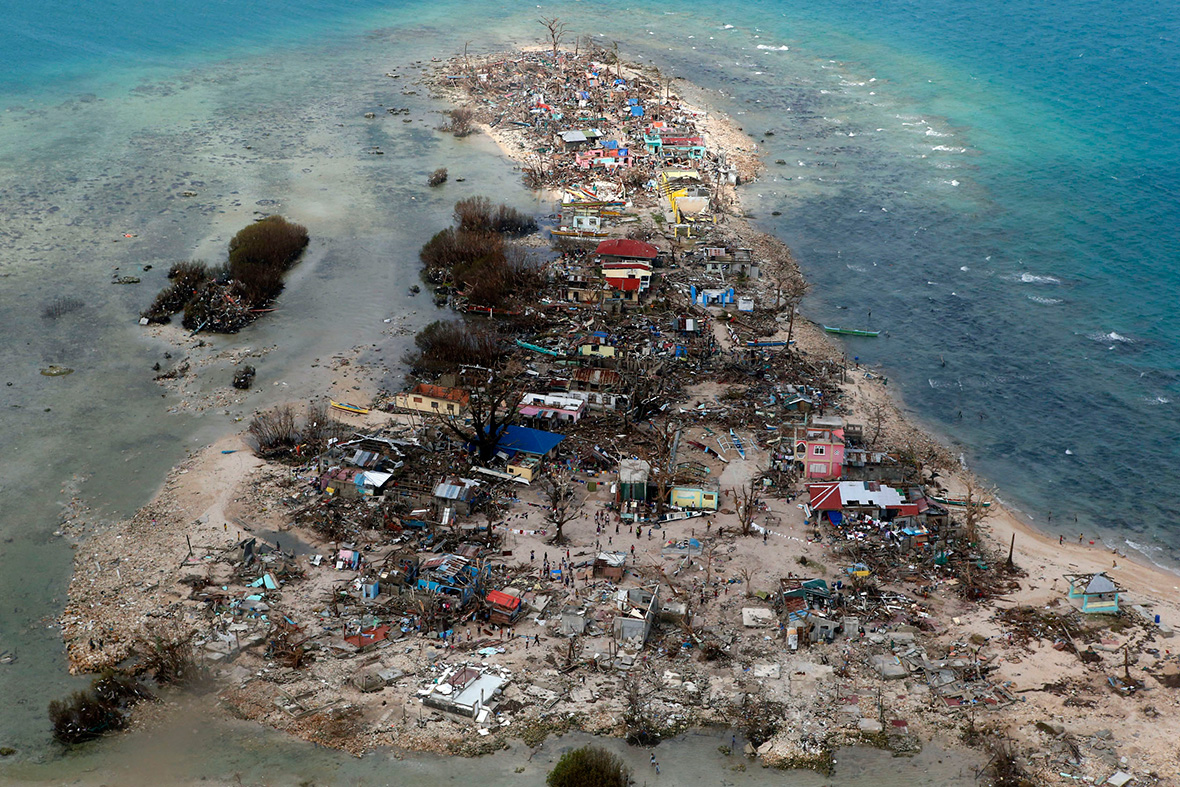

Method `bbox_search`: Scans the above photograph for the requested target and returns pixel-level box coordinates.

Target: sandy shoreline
[57,45,1180,785]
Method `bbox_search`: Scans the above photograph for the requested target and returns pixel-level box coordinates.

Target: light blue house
[1065,572,1122,614]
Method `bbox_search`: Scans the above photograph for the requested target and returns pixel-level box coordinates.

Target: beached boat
[550,228,609,238]
[330,401,369,415]
[822,325,880,337]
[931,495,992,508]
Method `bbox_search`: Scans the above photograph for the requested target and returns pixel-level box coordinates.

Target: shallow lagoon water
[0,0,1177,777]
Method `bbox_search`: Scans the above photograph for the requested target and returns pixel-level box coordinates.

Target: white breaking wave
[1016,273,1061,284]
[756,44,789,51]
[925,128,950,137]
[1123,539,1180,574]
[1027,295,1062,305]
[1088,331,1133,343]
[931,145,967,153]
[722,24,735,29]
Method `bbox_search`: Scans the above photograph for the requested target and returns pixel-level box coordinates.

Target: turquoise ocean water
[0,0,1176,776]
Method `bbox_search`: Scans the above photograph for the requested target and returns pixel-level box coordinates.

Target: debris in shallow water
[233,364,257,390]
[40,365,73,377]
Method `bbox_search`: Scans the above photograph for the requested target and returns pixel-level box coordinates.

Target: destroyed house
[393,383,470,417]
[602,260,652,303]
[806,481,918,523]
[422,664,507,720]
[700,247,759,279]
[1065,572,1123,614]
[336,435,411,469]
[561,209,604,235]
[485,589,524,625]
[564,270,604,303]
[433,477,481,515]
[792,416,846,480]
[574,147,634,169]
[493,424,566,482]
[688,284,734,306]
[780,578,831,623]
[593,551,626,581]
[563,388,629,412]
[575,334,617,358]
[318,468,393,498]
[518,392,586,424]
[616,458,651,502]
[614,585,661,647]
[417,554,488,608]
[568,366,623,392]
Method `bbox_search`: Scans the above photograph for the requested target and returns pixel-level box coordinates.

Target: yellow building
[392,383,469,417]
[669,486,719,510]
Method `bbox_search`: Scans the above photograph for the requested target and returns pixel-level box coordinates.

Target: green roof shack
[1064,572,1123,614]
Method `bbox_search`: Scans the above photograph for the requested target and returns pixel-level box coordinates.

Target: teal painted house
[1065,572,1122,614]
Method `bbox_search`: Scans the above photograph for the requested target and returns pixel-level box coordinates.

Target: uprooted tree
[538,16,569,59]
[539,465,583,545]
[436,368,524,462]
[636,417,679,515]
[960,476,995,547]
[246,400,347,459]
[732,478,763,537]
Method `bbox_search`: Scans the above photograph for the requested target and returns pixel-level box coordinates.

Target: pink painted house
[574,147,634,170]
[792,416,846,480]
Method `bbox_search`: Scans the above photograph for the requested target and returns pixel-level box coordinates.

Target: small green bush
[454,197,537,236]
[228,215,309,276]
[547,744,631,787]
[402,320,506,374]
[419,227,504,272]
[141,217,307,331]
[48,670,152,745]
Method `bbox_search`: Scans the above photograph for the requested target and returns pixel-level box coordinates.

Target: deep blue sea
[0,0,1178,773]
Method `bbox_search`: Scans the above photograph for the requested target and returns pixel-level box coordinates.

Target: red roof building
[486,590,521,610]
[595,238,659,260]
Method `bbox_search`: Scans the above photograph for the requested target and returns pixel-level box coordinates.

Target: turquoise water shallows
[0,0,1177,774]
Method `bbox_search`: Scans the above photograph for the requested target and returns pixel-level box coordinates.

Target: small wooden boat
[730,429,746,459]
[550,228,609,238]
[823,325,880,337]
[931,495,992,508]
[330,401,369,415]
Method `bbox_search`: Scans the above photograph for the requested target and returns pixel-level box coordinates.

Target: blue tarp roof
[495,425,566,456]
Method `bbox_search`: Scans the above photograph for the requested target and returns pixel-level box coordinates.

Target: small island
[57,36,1180,787]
